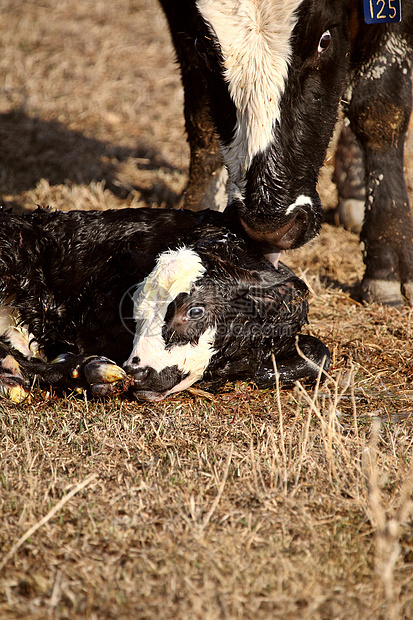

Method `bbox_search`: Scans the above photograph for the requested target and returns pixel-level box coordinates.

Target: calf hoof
[0,355,30,403]
[0,375,30,403]
[82,357,133,397]
[361,279,407,307]
[277,335,331,388]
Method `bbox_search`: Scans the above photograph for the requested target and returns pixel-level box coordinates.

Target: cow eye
[317,30,331,54]
[186,306,205,320]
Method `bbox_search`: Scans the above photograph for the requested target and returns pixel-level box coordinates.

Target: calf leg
[0,344,132,402]
[0,354,30,403]
[254,335,331,389]
[347,32,413,305]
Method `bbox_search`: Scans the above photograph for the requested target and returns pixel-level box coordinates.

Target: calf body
[159,0,413,305]
[0,207,329,402]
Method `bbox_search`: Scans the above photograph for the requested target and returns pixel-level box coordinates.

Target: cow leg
[347,36,413,306]
[180,86,226,212]
[159,1,226,211]
[333,122,365,233]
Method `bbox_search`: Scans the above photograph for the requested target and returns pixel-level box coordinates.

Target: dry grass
[1,1,413,618]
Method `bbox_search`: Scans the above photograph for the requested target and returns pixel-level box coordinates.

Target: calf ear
[254,335,331,388]
[247,278,309,313]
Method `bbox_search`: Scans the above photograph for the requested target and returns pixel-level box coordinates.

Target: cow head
[123,237,308,400]
[192,0,350,252]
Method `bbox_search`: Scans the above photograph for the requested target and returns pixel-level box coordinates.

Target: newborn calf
[0,207,330,402]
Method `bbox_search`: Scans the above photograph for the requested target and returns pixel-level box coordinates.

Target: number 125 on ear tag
[363,0,402,23]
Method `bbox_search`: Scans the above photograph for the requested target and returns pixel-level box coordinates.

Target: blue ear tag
[363,0,402,24]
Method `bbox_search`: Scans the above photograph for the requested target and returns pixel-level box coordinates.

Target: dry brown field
[1,1,413,618]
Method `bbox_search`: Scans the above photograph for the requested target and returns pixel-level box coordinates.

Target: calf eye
[317,30,331,54]
[186,306,205,320]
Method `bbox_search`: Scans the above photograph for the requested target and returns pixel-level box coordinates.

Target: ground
[1,1,413,618]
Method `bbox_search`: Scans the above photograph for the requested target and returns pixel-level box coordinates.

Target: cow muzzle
[229,196,323,253]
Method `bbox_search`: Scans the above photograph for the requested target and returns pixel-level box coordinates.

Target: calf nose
[131,366,152,383]
[123,359,153,383]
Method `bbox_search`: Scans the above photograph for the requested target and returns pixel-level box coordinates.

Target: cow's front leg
[333,122,366,234]
[159,0,227,212]
[348,34,413,306]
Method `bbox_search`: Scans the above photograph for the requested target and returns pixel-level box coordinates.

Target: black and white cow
[159,0,413,306]
[0,207,329,403]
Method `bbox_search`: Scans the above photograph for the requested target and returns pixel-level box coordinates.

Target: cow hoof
[336,198,364,234]
[82,357,132,397]
[361,279,405,306]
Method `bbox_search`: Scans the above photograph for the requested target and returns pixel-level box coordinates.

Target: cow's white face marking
[196,0,304,193]
[285,194,313,216]
[126,247,217,395]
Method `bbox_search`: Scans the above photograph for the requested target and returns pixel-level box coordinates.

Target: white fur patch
[285,194,313,216]
[197,0,304,192]
[126,248,217,391]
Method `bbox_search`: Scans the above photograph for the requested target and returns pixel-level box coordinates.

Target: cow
[0,207,329,403]
[159,0,413,306]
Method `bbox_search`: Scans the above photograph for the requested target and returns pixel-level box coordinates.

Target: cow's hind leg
[333,122,366,233]
[348,31,413,305]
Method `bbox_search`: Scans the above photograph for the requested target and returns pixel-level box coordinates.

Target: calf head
[189,0,350,252]
[123,234,308,400]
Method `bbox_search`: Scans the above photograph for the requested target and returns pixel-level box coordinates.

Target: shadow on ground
[0,109,183,209]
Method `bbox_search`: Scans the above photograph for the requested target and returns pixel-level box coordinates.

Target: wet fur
[0,207,329,398]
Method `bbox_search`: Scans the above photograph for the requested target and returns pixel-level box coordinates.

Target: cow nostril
[131,365,152,383]
[132,356,140,364]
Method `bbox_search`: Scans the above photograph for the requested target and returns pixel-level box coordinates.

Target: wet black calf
[0,207,329,402]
